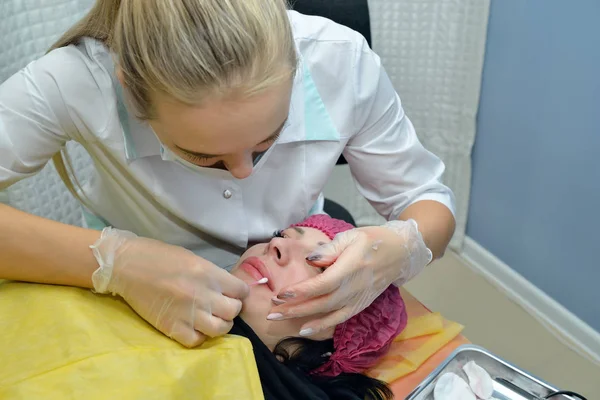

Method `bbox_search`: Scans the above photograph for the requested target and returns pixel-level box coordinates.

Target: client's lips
[240,256,274,291]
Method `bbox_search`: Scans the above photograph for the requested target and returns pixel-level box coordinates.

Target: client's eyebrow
[292,227,305,235]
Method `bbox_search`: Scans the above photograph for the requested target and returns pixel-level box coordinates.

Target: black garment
[231,318,367,400]
[230,318,330,400]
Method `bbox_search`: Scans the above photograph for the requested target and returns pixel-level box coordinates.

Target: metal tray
[404,344,578,400]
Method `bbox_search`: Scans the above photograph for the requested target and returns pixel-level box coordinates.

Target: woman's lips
[240,256,274,291]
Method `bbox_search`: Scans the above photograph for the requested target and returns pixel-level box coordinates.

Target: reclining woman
[0,213,411,399]
[227,215,409,400]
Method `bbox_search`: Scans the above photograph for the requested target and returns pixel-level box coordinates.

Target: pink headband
[291,215,408,376]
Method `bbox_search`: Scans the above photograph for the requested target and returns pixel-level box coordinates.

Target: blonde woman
[0,0,455,348]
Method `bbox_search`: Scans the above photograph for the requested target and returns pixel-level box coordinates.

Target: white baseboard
[461,236,600,367]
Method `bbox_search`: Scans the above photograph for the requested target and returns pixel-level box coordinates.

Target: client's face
[231,226,335,349]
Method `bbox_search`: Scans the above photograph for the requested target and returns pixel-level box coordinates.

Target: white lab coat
[0,11,454,267]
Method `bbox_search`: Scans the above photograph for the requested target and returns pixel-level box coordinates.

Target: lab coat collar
[112,74,161,161]
[277,58,340,144]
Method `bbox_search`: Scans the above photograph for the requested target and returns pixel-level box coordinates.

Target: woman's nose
[268,238,289,266]
[224,152,253,179]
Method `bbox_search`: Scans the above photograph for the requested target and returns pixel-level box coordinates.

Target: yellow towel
[0,281,263,400]
[0,281,461,397]
[394,312,445,341]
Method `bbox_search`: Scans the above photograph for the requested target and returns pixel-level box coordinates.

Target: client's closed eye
[272,230,288,239]
[272,230,325,273]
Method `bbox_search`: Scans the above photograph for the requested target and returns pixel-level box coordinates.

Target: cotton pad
[463,360,494,399]
[434,372,476,400]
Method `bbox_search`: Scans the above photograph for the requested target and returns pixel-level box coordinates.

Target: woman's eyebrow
[175,117,288,158]
[292,227,305,235]
[175,145,218,159]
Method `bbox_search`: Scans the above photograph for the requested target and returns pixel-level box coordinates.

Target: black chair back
[290,0,372,48]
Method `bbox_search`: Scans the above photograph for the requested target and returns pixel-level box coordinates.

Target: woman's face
[148,77,293,180]
[231,227,335,349]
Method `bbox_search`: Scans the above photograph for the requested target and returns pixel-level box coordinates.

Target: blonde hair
[48,0,297,211]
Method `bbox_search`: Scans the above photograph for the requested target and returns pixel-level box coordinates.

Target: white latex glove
[90,227,249,347]
[269,219,432,336]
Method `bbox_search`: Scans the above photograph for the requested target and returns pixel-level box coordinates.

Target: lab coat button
[223,190,232,199]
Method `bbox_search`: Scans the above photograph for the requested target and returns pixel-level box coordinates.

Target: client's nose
[268,238,289,266]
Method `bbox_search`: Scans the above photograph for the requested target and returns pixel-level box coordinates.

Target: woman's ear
[115,66,126,88]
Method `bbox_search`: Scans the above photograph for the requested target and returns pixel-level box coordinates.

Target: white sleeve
[0,53,76,190]
[343,36,456,221]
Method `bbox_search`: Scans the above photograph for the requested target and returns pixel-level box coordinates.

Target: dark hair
[273,337,394,400]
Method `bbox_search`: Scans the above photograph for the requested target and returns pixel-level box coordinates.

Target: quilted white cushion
[324,0,490,250]
[0,0,94,225]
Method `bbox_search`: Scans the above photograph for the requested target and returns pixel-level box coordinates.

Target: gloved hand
[269,219,432,337]
[90,227,249,347]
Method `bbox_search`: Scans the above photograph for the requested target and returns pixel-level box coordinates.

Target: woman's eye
[263,131,282,145]
[255,131,282,152]
[187,154,210,163]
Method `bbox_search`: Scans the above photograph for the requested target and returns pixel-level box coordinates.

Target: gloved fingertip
[271,297,286,305]
[178,329,207,348]
[242,285,251,298]
[277,291,296,300]
[307,251,338,265]
[306,254,322,262]
[266,313,284,321]
[181,337,200,348]
[299,328,315,337]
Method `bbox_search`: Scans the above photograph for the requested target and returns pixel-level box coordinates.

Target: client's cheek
[279,270,318,290]
[265,318,305,338]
